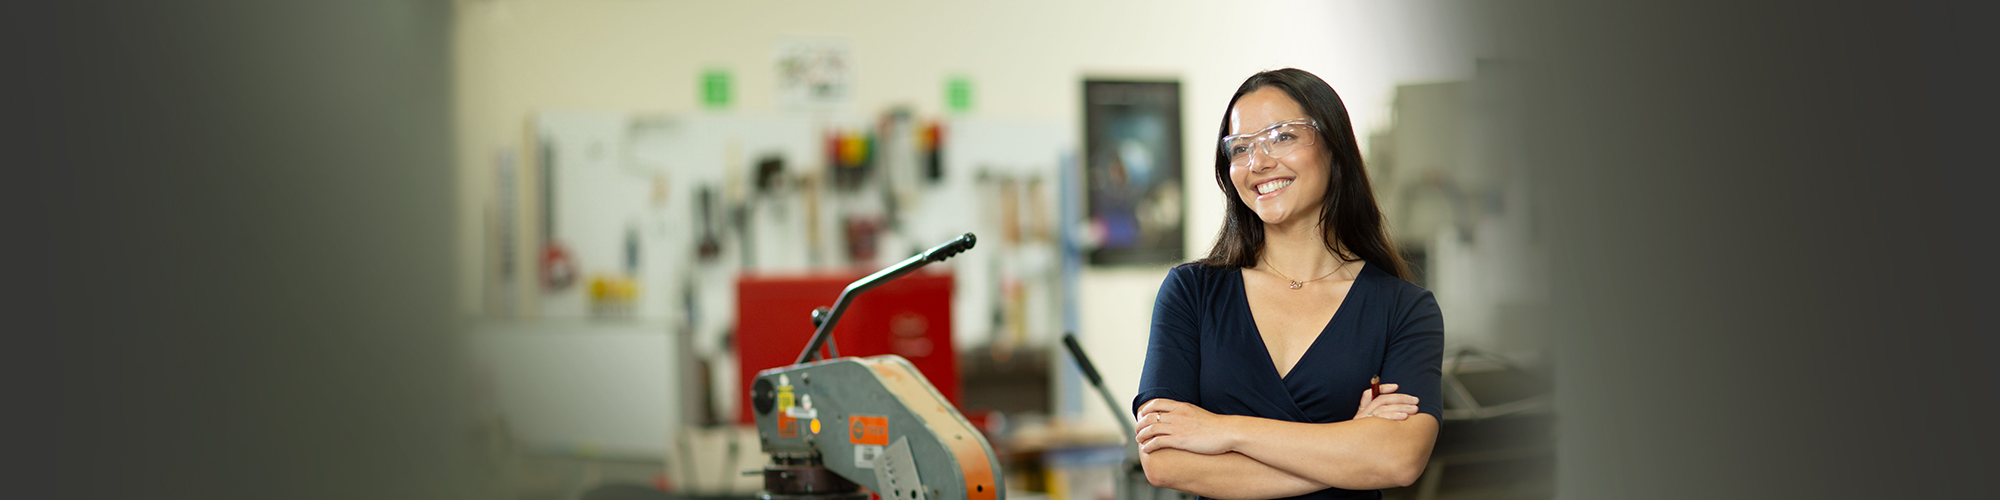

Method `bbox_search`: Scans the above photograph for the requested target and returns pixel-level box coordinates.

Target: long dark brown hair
[1195,68,1411,281]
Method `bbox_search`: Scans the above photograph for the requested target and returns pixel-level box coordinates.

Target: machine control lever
[1062,332,1140,461]
[794,233,977,365]
[920,232,977,263]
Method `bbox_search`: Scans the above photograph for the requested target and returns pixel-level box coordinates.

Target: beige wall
[453,0,1479,430]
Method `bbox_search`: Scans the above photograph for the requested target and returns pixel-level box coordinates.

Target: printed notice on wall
[775,38,852,111]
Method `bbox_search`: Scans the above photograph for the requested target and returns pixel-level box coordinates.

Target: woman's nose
[1247,145,1277,171]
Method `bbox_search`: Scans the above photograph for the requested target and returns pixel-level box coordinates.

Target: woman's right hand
[1354,383,1421,421]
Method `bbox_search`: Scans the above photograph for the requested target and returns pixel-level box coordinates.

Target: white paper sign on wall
[774,38,852,111]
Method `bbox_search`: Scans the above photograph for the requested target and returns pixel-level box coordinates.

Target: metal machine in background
[748,234,1004,500]
[1059,334,1196,500]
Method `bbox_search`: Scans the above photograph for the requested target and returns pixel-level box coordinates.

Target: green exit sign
[946,76,972,113]
[702,69,732,108]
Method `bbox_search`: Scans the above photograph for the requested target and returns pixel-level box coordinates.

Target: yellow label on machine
[776,384,798,437]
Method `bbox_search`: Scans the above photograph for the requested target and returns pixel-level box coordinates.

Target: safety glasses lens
[1224,123,1315,166]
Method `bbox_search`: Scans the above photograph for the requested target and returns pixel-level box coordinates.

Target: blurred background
[38,1,1993,500]
[449,1,1548,499]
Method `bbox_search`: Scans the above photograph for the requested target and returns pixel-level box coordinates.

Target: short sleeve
[1381,289,1446,421]
[1133,265,1204,417]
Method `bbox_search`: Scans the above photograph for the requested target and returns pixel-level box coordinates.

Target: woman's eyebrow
[1231,118,1309,136]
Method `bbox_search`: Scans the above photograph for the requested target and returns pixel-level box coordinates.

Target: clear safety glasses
[1220,119,1320,168]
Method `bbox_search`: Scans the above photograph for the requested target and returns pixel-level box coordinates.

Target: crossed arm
[1134,387,1438,499]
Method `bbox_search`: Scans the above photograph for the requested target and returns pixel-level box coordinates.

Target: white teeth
[1257,179,1291,194]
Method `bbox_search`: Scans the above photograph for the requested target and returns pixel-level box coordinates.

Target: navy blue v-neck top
[1133,262,1445,500]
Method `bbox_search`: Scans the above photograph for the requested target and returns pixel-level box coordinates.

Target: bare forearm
[1225,414,1439,489]
[1140,448,1328,500]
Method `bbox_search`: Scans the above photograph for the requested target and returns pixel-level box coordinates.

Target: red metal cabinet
[734,271,957,424]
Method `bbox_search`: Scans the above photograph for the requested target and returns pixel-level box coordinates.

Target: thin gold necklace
[1261,256,1348,290]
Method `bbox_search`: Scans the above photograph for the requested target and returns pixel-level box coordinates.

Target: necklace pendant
[1288,280,1304,290]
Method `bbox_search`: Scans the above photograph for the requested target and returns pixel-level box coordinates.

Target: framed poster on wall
[1083,80,1184,266]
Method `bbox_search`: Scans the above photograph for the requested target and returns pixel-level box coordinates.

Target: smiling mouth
[1256,179,1292,195]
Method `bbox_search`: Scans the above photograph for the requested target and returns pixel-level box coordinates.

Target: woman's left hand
[1354,383,1421,421]
[1135,398,1236,455]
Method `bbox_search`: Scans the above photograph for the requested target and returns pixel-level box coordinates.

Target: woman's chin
[1254,204,1318,229]
[1254,209,1289,226]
